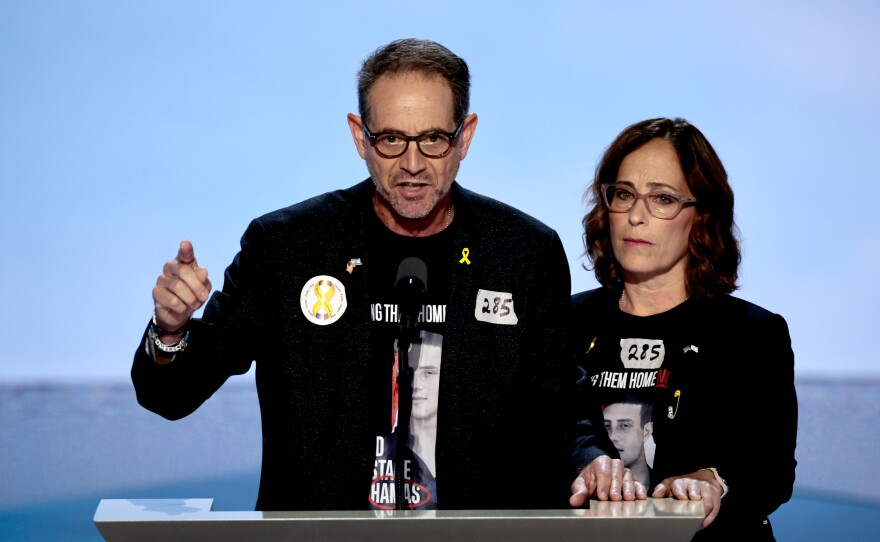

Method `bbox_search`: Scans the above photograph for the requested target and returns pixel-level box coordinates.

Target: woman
[573,118,797,540]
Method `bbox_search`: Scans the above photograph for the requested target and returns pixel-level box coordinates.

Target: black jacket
[133,180,595,511]
[572,288,797,541]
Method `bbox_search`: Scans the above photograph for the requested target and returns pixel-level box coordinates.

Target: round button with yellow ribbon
[300,275,347,326]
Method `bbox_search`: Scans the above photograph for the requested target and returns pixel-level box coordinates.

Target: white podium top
[94,498,703,541]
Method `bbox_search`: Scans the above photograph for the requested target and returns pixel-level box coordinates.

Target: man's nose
[400,141,427,174]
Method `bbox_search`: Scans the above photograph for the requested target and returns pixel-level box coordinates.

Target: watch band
[703,467,729,498]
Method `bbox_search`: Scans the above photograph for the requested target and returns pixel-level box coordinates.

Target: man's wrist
[152,311,190,336]
[158,331,185,345]
[145,318,191,364]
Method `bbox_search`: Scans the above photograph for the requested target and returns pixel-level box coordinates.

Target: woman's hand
[652,469,723,530]
[570,455,648,506]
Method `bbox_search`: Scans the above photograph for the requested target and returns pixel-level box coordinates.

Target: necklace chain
[445,199,453,230]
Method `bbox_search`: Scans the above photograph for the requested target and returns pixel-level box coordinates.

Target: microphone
[393,257,426,510]
[395,257,427,338]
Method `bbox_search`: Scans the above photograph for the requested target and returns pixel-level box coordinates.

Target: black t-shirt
[573,287,798,540]
[365,213,451,510]
[573,289,698,489]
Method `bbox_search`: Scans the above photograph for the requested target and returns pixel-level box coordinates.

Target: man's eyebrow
[372,125,452,135]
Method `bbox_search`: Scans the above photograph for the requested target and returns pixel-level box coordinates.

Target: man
[134,38,628,511]
[603,400,653,488]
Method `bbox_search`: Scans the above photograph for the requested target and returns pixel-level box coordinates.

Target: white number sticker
[474,289,518,325]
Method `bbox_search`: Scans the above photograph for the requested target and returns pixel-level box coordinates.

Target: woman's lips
[624,238,653,248]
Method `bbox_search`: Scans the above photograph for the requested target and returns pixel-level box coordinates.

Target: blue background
[1,1,879,540]
[2,0,879,380]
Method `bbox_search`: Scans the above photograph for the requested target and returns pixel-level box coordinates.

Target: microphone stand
[393,257,426,510]
[395,332,414,511]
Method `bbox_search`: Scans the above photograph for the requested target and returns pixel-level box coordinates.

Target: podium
[94,498,703,541]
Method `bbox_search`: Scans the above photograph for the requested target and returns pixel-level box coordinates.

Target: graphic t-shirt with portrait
[573,289,699,489]
[365,214,451,511]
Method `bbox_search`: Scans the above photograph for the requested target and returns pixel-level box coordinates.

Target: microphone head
[395,256,428,295]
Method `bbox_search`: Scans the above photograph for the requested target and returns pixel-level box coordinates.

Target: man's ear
[457,113,478,160]
[347,113,367,160]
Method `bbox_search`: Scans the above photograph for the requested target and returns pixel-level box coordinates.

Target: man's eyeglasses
[600,183,697,220]
[362,120,464,159]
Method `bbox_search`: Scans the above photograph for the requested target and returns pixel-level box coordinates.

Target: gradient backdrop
[3,4,880,540]
[1,1,878,381]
